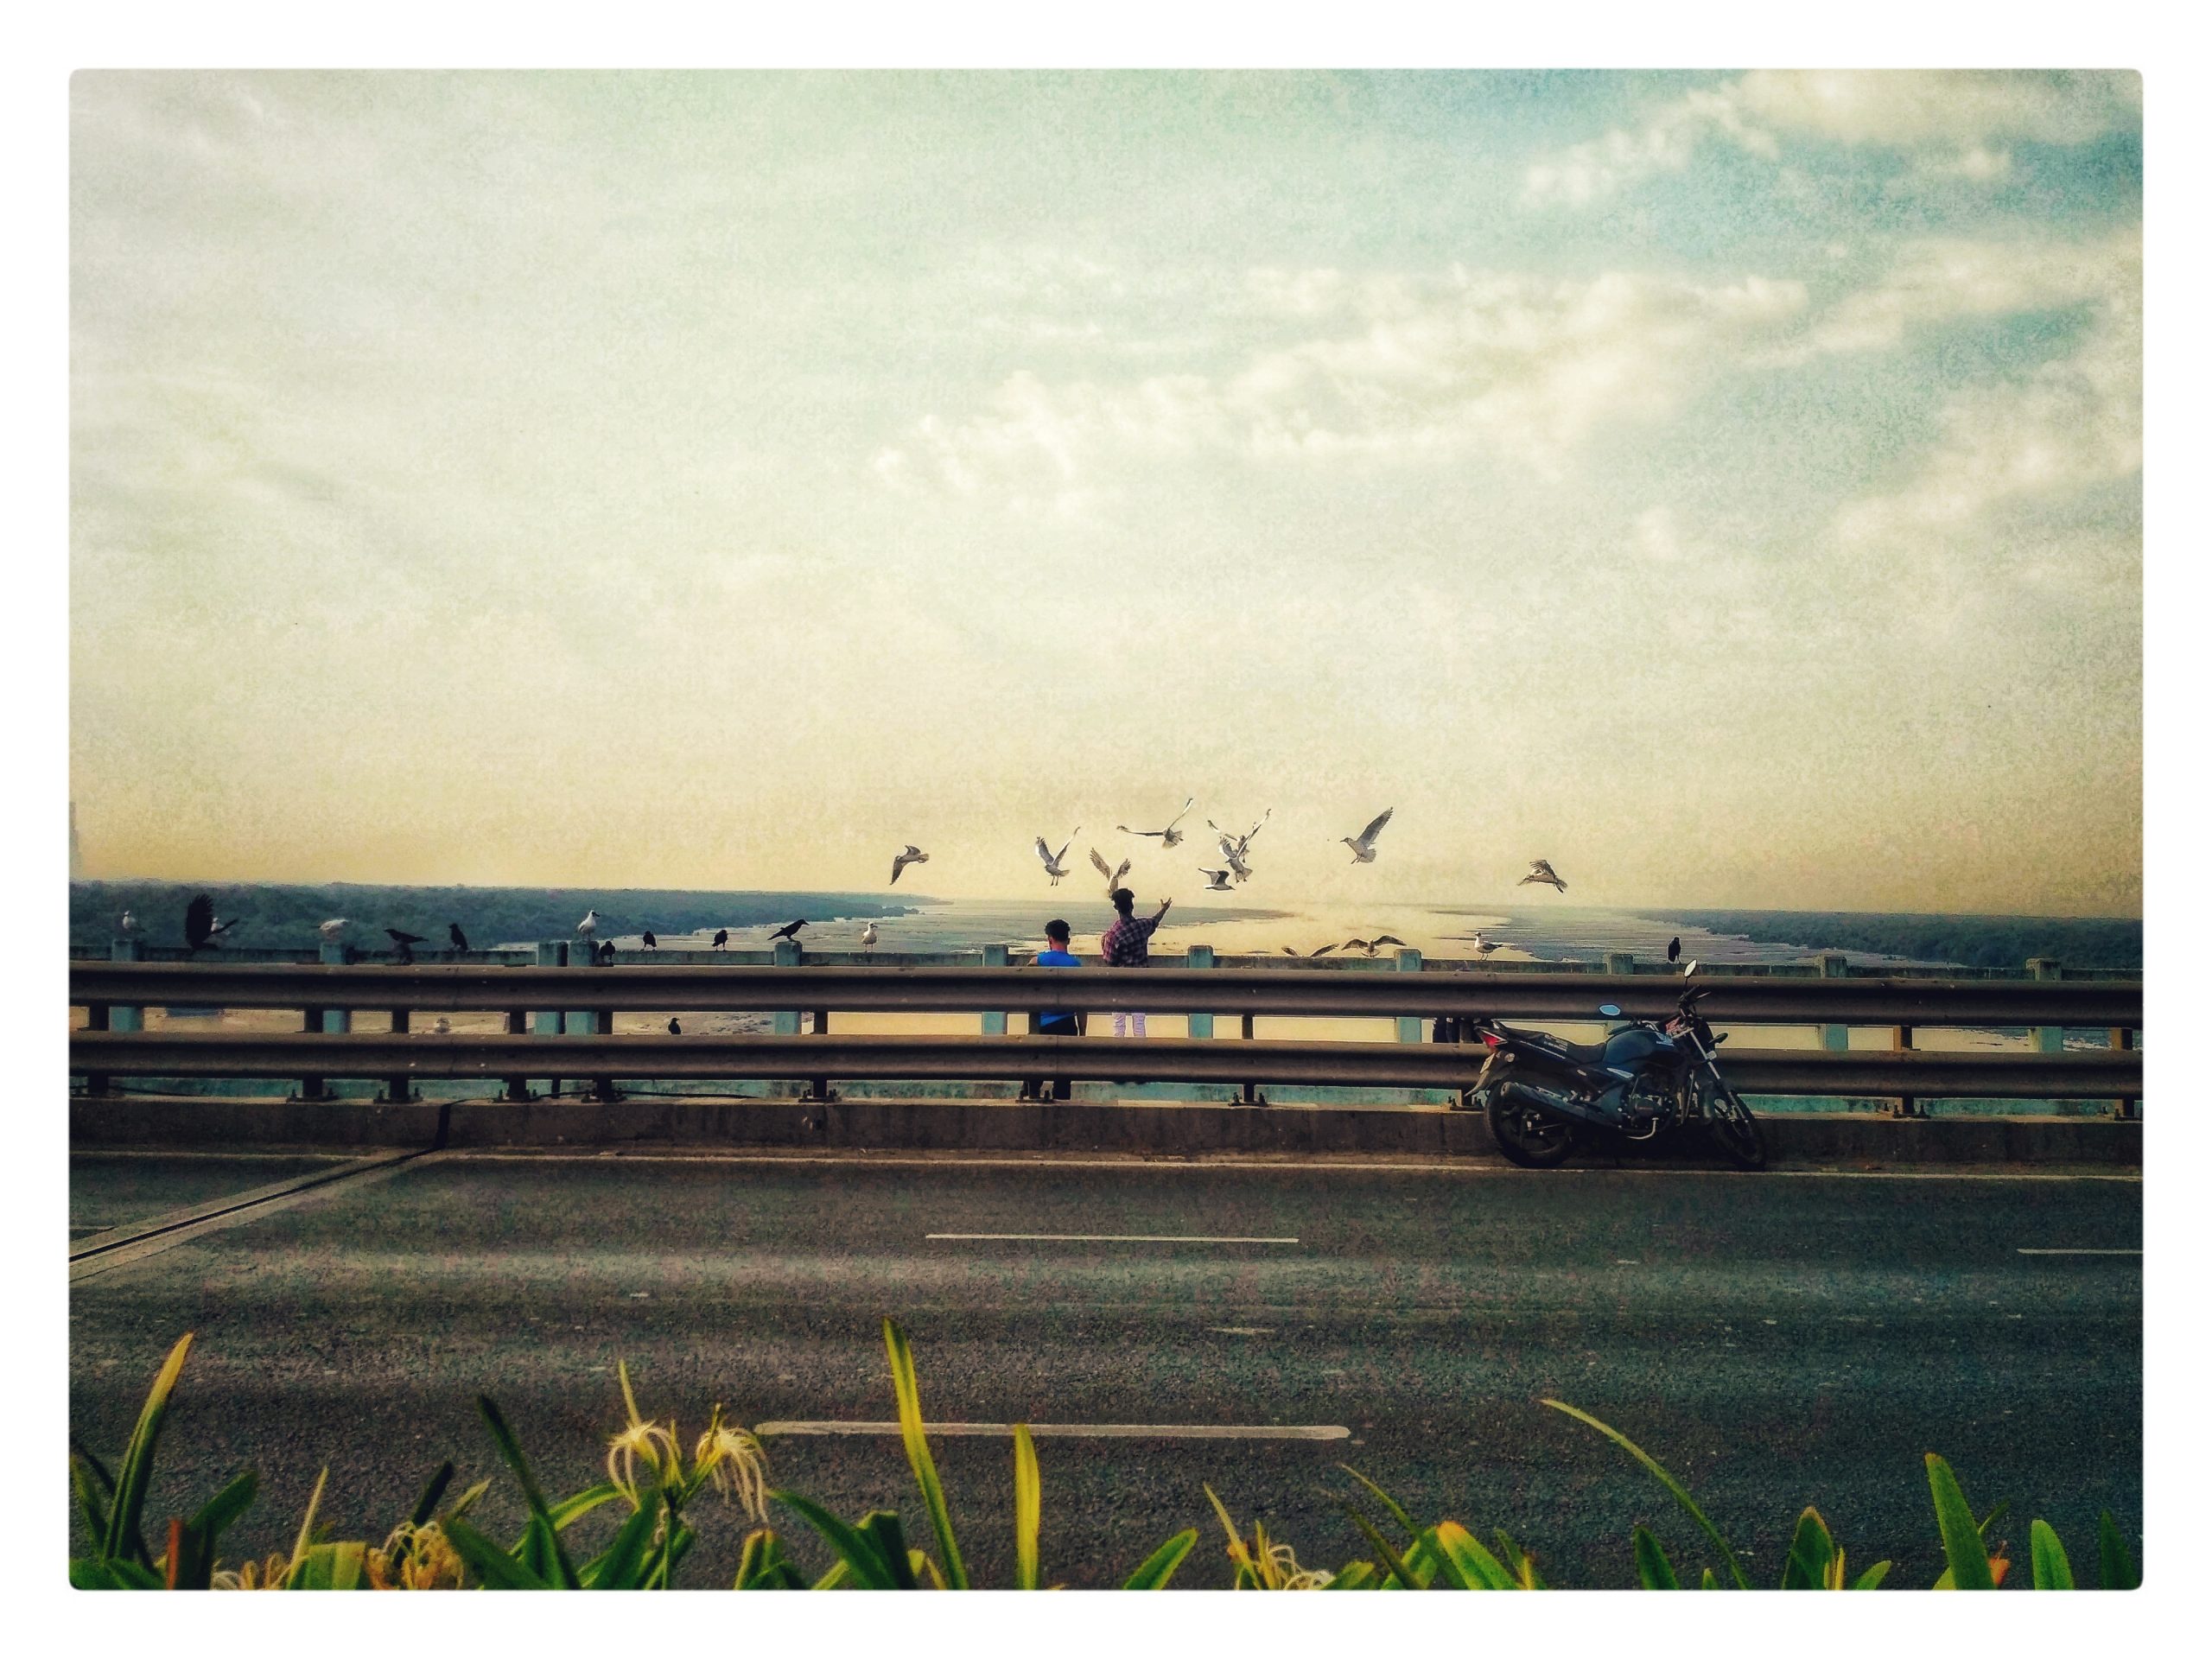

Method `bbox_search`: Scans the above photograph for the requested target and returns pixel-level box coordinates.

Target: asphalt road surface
[67,1149,2143,1589]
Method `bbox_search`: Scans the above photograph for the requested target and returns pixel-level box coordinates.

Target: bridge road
[67,1150,2142,1589]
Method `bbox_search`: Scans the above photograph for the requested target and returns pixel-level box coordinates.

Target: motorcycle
[1455,963,1766,1171]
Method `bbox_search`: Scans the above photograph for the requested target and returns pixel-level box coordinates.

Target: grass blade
[1634,1526,1681,1589]
[2030,1519,2075,1590]
[548,1482,626,1531]
[771,1491,899,1589]
[70,1455,113,1549]
[1432,1521,1513,1590]
[881,1319,969,1589]
[1853,1560,1892,1590]
[1925,1455,1994,1590]
[1013,1422,1042,1590]
[282,1467,328,1589]
[1338,1465,1419,1541]
[2096,1512,2139,1590]
[103,1332,194,1566]
[442,1516,550,1589]
[1122,1529,1197,1590]
[1781,1508,1836,1589]
[857,1510,921,1589]
[476,1395,582,1587]
[406,1462,454,1530]
[1322,1560,1379,1589]
[584,1498,662,1589]
[1340,1502,1420,1589]
[1543,1399,1749,1589]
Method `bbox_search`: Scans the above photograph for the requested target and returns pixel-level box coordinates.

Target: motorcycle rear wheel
[1485,1090,1577,1169]
[1697,1074,1767,1171]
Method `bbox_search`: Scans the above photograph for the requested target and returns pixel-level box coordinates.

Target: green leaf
[881,1319,969,1589]
[1338,1465,1419,1541]
[442,1516,550,1589]
[170,1470,257,1590]
[103,1333,194,1566]
[1852,1560,1893,1590]
[442,1478,492,1523]
[1781,1508,1836,1589]
[2030,1520,2075,1590]
[583,1497,662,1589]
[1700,1567,1720,1589]
[1340,1502,1420,1589]
[1013,1421,1042,1590]
[733,1529,809,1590]
[1633,1526,1681,1589]
[70,1455,113,1552]
[476,1395,582,1588]
[1543,1399,1750,1590]
[1122,1529,1197,1590]
[289,1541,367,1591]
[2096,1512,2139,1590]
[857,1510,921,1589]
[1321,1560,1380,1589]
[1926,1455,1994,1590]
[1432,1521,1515,1589]
[547,1482,625,1532]
[1495,1529,1547,1589]
[813,1560,852,1591]
[282,1467,328,1589]
[771,1491,899,1590]
[406,1462,454,1531]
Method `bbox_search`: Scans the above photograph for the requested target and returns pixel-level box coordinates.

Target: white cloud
[1524,70,2137,206]
[874,267,1809,495]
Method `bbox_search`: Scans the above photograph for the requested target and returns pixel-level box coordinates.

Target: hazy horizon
[70,71,2142,915]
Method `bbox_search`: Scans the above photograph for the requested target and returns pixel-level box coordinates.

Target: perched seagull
[431,1017,452,1035]
[1342,935,1408,957]
[577,909,601,942]
[712,928,729,950]
[890,845,930,885]
[118,910,138,936]
[667,1017,681,1035]
[448,923,470,954]
[769,918,808,943]
[385,928,428,963]
[642,930,658,950]
[1118,798,1195,849]
[317,918,347,941]
[1200,868,1234,892]
[1089,848,1132,896]
[1033,830,1077,886]
[860,921,879,952]
[1667,936,1681,964]
[1469,931,1500,956]
[1340,808,1394,865]
[1519,860,1568,893]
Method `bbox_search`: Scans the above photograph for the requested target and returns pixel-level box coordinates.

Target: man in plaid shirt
[1100,887,1172,1038]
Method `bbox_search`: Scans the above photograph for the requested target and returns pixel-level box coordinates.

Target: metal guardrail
[66,1031,2145,1100]
[69,962,2143,1025]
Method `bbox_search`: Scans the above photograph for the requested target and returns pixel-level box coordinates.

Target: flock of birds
[122,810,1573,963]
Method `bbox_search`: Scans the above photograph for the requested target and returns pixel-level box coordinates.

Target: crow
[448,923,470,954]
[667,1017,681,1035]
[769,919,808,943]
[1667,936,1681,964]
[341,943,365,965]
[642,931,658,949]
[596,939,617,966]
[386,928,429,963]
[712,928,729,950]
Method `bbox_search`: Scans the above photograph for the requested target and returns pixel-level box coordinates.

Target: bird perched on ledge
[712,929,729,950]
[667,1017,681,1035]
[642,930,658,949]
[860,921,879,952]
[448,923,470,954]
[317,918,346,942]
[769,919,808,944]
[385,928,428,963]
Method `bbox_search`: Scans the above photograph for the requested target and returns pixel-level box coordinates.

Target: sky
[68,70,2143,914]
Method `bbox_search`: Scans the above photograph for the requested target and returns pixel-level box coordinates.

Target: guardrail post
[1185,945,1215,1039]
[1395,948,1424,1044]
[1241,1014,1261,1105]
[81,1001,110,1095]
[318,941,353,1033]
[2028,958,2064,1053]
[504,1009,530,1102]
[1888,1025,1921,1117]
[773,939,803,1036]
[981,944,1009,1035]
[2110,1026,2138,1119]
[109,937,144,1032]
[1816,953,1849,1052]
[535,942,565,1096]
[1605,950,1635,978]
[383,1008,417,1103]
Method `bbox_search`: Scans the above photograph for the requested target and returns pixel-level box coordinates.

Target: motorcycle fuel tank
[1601,1027,1673,1068]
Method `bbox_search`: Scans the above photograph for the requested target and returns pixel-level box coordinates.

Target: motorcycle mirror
[1682,958,1699,976]
[1597,1003,1622,1018]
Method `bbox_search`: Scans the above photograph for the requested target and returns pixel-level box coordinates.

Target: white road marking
[1207,1326,1275,1336]
[2016,1248,2142,1255]
[757,1421,1348,1441]
[929,1232,1299,1244]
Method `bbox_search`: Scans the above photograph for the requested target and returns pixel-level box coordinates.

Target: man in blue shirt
[1020,918,1082,1101]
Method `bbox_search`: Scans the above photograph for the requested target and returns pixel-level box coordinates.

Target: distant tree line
[1639,910,2142,972]
[68,881,922,951]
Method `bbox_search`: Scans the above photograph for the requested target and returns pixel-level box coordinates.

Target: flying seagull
[1033,830,1077,886]
[448,923,470,954]
[1667,936,1681,964]
[1089,848,1131,897]
[1118,798,1194,849]
[577,909,601,941]
[668,1017,681,1035]
[1207,808,1272,859]
[1214,835,1255,884]
[385,927,428,963]
[1342,935,1408,957]
[1200,868,1234,892]
[712,928,729,950]
[769,919,808,943]
[1281,942,1341,958]
[183,895,235,950]
[317,918,347,941]
[1519,860,1568,893]
[1341,808,1394,864]
[860,921,879,952]
[890,844,930,885]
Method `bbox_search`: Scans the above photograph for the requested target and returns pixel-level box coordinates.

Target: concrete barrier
[70,1094,2140,1166]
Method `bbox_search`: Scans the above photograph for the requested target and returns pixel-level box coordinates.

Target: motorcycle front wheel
[1695,1072,1767,1171]
[1484,1090,1577,1169]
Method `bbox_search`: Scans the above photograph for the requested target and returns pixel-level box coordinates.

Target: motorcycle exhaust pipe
[1495,1077,1623,1132]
